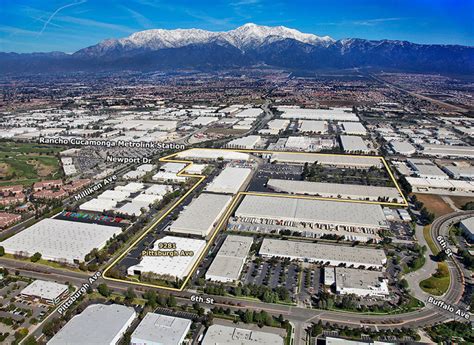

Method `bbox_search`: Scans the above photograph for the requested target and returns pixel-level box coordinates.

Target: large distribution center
[1,218,122,264]
[259,238,387,269]
[235,195,388,232]
[205,235,253,283]
[130,312,192,345]
[176,149,250,161]
[127,236,206,279]
[267,179,402,203]
[277,106,359,122]
[169,193,233,237]
[270,152,382,169]
[205,167,252,194]
[48,304,136,345]
[202,324,284,345]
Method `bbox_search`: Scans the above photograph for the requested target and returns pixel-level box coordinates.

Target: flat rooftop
[236,195,387,229]
[131,312,191,345]
[260,238,387,267]
[48,304,136,345]
[206,235,253,282]
[20,280,68,301]
[206,167,252,194]
[177,149,250,161]
[270,152,382,169]
[2,218,122,263]
[127,236,206,279]
[267,179,402,202]
[202,324,284,345]
[170,193,233,237]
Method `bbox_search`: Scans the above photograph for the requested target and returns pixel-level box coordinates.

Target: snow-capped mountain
[75,23,334,56]
[1,23,472,75]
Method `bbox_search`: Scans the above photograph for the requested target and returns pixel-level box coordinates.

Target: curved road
[3,211,473,344]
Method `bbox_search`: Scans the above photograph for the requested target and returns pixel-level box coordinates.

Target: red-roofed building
[0,212,21,228]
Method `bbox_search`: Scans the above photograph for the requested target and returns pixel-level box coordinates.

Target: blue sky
[1,0,473,53]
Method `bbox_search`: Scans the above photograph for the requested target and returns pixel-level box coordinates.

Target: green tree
[30,252,42,262]
[0,246,4,256]
[97,283,111,297]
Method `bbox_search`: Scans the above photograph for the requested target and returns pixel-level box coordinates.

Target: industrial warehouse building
[298,120,328,134]
[1,219,122,264]
[325,267,389,297]
[340,135,370,153]
[205,167,252,194]
[341,122,367,135]
[48,304,136,345]
[270,152,382,169]
[460,217,474,242]
[390,140,416,156]
[202,324,284,345]
[130,312,192,345]
[235,195,388,233]
[266,179,402,203]
[176,148,250,161]
[226,135,262,149]
[259,238,387,269]
[277,106,359,122]
[20,280,69,305]
[206,235,253,283]
[127,236,206,279]
[169,193,233,237]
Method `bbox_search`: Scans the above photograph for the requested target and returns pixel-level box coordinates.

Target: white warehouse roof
[176,149,250,161]
[206,235,253,283]
[206,167,252,194]
[170,193,233,237]
[20,280,68,302]
[226,135,261,149]
[260,238,387,269]
[48,304,136,345]
[131,312,192,345]
[236,195,387,229]
[127,236,206,279]
[2,219,122,264]
[271,152,382,169]
[340,135,370,153]
[202,324,284,345]
[278,107,359,122]
[267,179,402,203]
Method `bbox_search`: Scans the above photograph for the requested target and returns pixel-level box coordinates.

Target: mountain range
[1,23,473,75]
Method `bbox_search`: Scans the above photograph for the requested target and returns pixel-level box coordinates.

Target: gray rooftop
[131,312,192,345]
[259,238,387,267]
[235,195,387,229]
[202,324,284,345]
[47,304,136,345]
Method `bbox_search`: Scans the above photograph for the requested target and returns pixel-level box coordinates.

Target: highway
[4,211,472,345]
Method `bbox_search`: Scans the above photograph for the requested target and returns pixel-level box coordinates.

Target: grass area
[419,262,450,296]
[0,253,82,273]
[423,225,439,255]
[0,142,63,186]
[402,255,426,273]
[414,193,454,217]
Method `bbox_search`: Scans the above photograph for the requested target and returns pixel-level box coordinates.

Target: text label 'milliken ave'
[74,175,117,201]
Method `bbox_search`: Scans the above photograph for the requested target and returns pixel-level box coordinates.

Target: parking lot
[0,278,53,343]
[242,258,300,296]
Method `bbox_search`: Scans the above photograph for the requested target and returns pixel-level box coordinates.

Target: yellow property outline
[103,148,408,291]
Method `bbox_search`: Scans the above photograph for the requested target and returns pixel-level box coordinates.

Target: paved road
[4,211,472,345]
[405,224,438,302]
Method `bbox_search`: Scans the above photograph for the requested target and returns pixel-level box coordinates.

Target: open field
[414,193,454,217]
[0,142,63,186]
[419,262,450,296]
